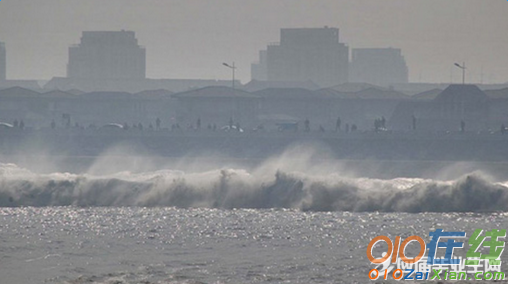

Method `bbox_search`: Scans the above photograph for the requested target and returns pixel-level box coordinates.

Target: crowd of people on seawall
[1,115,507,138]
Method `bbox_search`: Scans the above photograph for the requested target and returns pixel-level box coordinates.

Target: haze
[0,0,507,83]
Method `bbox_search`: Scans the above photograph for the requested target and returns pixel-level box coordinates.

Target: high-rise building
[259,27,348,87]
[350,48,408,87]
[67,31,145,80]
[0,42,6,81]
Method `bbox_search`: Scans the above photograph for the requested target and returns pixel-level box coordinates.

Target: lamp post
[454,62,466,85]
[222,62,236,89]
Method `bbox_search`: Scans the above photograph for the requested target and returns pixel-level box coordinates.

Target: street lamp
[454,62,466,85]
[222,62,236,89]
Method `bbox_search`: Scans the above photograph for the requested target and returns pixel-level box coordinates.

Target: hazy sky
[0,0,507,84]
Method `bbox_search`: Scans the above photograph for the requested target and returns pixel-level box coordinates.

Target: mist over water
[1,145,507,213]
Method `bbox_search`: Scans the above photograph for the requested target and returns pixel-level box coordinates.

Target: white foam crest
[0,160,506,213]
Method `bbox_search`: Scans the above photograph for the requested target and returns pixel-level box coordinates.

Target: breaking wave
[0,163,507,212]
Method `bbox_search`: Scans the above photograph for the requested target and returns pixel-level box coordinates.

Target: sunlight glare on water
[1,207,507,283]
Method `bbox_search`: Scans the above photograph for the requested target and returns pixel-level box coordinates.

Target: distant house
[482,87,508,126]
[241,80,320,92]
[411,89,443,100]
[255,86,408,130]
[330,82,382,93]
[135,89,176,123]
[51,90,176,126]
[352,88,408,100]
[73,91,145,124]
[390,84,491,131]
[66,89,86,96]
[172,86,260,127]
[44,77,237,93]
[433,84,488,120]
[0,86,40,98]
[43,90,75,99]
[484,87,508,99]
[0,80,41,92]
[136,89,173,99]
[255,88,333,128]
[324,84,408,130]
[0,87,45,125]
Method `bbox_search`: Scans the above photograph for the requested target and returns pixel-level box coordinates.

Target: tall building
[350,48,408,87]
[67,31,145,80]
[0,42,5,81]
[259,27,348,87]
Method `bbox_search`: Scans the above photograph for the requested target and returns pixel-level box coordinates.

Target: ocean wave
[0,163,506,212]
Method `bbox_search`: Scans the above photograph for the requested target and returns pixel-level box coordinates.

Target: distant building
[256,27,349,88]
[172,86,260,128]
[44,77,236,93]
[251,50,267,81]
[241,80,320,93]
[390,84,490,131]
[0,86,178,127]
[0,41,41,90]
[350,48,408,87]
[0,42,5,81]
[67,31,146,80]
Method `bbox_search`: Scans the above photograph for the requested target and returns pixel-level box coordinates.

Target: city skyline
[0,0,507,84]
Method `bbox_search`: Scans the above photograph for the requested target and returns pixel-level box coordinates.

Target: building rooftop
[331,82,381,93]
[172,86,258,99]
[242,80,320,92]
[136,89,174,99]
[42,90,75,98]
[412,88,443,100]
[254,88,318,99]
[0,86,40,98]
[78,91,137,100]
[354,88,409,100]
[484,87,508,99]
[434,84,488,103]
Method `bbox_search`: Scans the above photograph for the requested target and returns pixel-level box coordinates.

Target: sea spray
[0,163,507,212]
